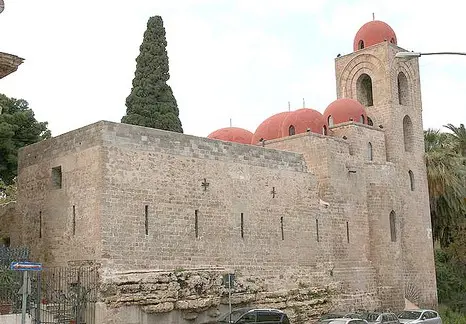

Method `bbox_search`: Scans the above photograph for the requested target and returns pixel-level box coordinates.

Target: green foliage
[0,178,17,203]
[424,128,466,247]
[439,304,466,324]
[0,94,51,185]
[122,16,183,133]
[435,249,466,313]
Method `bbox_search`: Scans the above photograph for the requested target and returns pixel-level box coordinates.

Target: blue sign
[10,261,42,271]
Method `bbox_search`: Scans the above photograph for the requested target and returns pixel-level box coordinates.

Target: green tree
[424,128,466,247]
[444,123,466,157]
[121,16,183,133]
[0,94,51,185]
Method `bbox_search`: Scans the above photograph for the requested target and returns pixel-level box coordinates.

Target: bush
[439,304,466,324]
[435,249,466,315]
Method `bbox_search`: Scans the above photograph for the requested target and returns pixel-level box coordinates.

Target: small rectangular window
[51,166,62,189]
[240,213,244,238]
[195,210,199,238]
[144,205,149,235]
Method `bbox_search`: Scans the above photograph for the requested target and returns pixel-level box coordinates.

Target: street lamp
[395,51,466,59]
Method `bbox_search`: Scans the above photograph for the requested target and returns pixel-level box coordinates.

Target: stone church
[12,19,437,323]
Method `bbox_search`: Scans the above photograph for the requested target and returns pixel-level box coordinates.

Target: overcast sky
[0,0,465,137]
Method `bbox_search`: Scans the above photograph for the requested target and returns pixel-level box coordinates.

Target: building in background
[14,19,436,324]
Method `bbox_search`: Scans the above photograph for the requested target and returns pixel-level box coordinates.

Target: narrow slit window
[368,142,373,161]
[240,213,244,238]
[358,40,364,49]
[280,216,284,240]
[72,205,76,236]
[390,211,396,242]
[409,170,415,191]
[195,210,199,238]
[39,211,42,238]
[144,205,149,235]
[346,221,350,243]
[403,115,414,152]
[316,219,320,242]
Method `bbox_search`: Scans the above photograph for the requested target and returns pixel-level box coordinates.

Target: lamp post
[395,51,466,59]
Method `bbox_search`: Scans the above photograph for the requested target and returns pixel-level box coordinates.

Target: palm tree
[424,128,466,247]
[444,123,466,157]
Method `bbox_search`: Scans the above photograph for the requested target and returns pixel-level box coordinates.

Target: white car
[397,310,442,324]
[328,319,369,324]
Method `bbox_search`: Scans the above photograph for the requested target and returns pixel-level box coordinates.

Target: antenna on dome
[0,0,5,14]
[288,101,291,112]
[303,98,305,108]
[372,13,375,21]
[229,118,232,127]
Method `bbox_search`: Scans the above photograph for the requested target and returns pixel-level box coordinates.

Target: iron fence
[0,247,98,323]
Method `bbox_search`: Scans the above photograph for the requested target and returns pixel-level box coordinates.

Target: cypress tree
[122,16,183,133]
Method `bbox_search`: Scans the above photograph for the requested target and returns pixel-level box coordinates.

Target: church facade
[15,20,437,323]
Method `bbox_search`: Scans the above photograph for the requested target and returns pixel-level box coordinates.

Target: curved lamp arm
[396,51,466,58]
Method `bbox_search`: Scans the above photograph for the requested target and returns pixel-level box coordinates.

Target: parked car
[361,312,400,324]
[328,319,369,324]
[217,308,290,323]
[397,310,442,324]
[318,312,366,323]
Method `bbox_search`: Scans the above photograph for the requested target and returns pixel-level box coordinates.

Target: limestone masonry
[14,20,437,323]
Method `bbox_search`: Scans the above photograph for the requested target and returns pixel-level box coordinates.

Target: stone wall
[335,41,437,308]
[97,122,376,322]
[17,122,105,266]
[0,202,19,247]
[99,268,338,324]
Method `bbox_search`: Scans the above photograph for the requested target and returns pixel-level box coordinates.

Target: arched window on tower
[360,115,365,124]
[328,115,334,127]
[357,74,373,106]
[398,72,409,105]
[389,211,396,242]
[322,125,327,135]
[409,170,415,191]
[367,117,374,126]
[403,115,414,152]
[368,142,373,161]
[358,40,364,49]
[288,125,295,136]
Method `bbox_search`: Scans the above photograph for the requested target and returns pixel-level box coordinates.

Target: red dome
[324,98,367,126]
[252,112,291,144]
[353,20,397,51]
[207,127,253,144]
[281,108,326,136]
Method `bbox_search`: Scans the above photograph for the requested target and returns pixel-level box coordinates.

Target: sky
[0,0,465,137]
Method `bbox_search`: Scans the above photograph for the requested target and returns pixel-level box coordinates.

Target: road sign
[10,261,42,271]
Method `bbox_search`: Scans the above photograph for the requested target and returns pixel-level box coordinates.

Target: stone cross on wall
[271,187,277,198]
[201,178,210,191]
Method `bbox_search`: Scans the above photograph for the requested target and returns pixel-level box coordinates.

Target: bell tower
[334,20,438,308]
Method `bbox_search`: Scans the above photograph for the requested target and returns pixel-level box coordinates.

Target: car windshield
[321,314,345,320]
[362,313,380,321]
[218,309,250,323]
[397,311,421,319]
